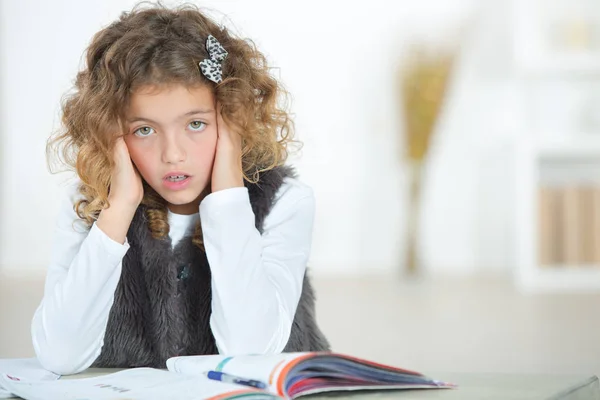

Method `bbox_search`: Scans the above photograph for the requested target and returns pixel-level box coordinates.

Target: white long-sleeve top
[31,177,315,375]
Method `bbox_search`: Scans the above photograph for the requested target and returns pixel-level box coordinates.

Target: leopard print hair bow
[199,35,228,84]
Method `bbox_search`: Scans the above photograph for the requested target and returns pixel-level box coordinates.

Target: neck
[167,185,211,215]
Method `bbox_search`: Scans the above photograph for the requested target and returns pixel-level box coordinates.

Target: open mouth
[165,175,189,182]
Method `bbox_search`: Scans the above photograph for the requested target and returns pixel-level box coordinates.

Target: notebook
[0,352,455,399]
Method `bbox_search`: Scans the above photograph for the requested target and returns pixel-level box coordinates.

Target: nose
[161,132,186,165]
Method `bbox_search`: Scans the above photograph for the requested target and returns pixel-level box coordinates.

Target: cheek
[190,133,218,170]
[124,138,155,180]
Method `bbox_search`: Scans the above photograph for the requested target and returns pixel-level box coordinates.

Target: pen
[205,370,268,390]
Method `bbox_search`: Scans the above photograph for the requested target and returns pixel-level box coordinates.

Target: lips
[162,172,193,191]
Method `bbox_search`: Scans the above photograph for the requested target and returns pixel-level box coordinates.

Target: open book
[0,352,454,399]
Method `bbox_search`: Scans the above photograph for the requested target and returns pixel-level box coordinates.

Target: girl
[32,3,330,375]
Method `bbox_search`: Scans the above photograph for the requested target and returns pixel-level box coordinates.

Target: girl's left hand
[211,104,244,193]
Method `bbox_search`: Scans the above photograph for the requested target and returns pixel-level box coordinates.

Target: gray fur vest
[92,166,330,368]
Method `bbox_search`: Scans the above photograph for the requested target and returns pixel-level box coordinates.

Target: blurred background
[1,0,600,378]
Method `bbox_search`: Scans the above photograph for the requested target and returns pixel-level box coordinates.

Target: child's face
[124,84,218,214]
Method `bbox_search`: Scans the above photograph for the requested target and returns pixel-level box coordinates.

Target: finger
[220,110,243,149]
[117,140,131,164]
[132,163,142,180]
[216,103,226,139]
[113,138,126,166]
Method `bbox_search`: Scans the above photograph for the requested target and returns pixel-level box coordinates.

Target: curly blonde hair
[48,2,298,248]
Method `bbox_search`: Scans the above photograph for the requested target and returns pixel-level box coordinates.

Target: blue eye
[189,121,206,132]
[134,126,154,137]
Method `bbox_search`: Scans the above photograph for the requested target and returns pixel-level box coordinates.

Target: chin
[159,188,203,205]
[161,194,197,206]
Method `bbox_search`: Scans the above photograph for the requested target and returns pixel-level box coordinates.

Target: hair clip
[199,35,228,84]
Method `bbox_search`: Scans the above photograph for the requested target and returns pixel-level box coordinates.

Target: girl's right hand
[109,137,144,209]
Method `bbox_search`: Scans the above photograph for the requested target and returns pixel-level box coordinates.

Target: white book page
[0,358,59,399]
[0,368,280,400]
[167,353,313,395]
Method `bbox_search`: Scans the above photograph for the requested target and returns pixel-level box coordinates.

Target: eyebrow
[127,109,214,124]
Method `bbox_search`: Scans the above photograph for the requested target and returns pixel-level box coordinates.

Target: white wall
[1,0,497,276]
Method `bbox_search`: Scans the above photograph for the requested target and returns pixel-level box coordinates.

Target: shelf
[512,0,600,293]
[518,54,600,77]
[536,136,600,159]
[517,266,600,293]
